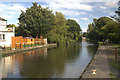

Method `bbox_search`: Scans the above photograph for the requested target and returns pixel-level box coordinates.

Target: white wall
[0,25,6,29]
[0,20,6,29]
[0,32,14,47]
[0,20,6,25]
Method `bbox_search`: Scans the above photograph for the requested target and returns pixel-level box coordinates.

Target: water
[1,42,98,78]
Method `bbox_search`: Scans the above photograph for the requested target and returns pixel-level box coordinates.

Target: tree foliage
[66,19,82,41]
[87,17,120,43]
[16,3,82,44]
[7,24,17,28]
[18,3,55,37]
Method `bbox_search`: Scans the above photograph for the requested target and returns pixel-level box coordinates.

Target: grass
[111,44,120,51]
[98,41,120,50]
[112,45,120,48]
[110,59,120,70]
[109,72,117,80]
[98,41,103,44]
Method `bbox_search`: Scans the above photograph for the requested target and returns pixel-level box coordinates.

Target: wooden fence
[11,36,47,48]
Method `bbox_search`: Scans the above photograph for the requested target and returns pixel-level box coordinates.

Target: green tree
[87,17,120,43]
[7,24,19,36]
[83,32,88,38]
[66,19,82,41]
[87,23,94,33]
[47,12,68,44]
[18,3,55,37]
[17,3,82,44]
[7,24,17,28]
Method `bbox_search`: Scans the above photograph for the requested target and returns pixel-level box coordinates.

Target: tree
[87,23,94,33]
[83,32,88,38]
[87,17,120,43]
[7,24,17,28]
[47,11,68,44]
[66,19,82,41]
[18,3,55,37]
[17,3,82,44]
[111,1,120,23]
[7,24,19,36]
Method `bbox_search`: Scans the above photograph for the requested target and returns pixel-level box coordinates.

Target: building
[0,17,15,47]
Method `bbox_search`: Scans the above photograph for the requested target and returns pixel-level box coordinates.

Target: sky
[0,0,119,32]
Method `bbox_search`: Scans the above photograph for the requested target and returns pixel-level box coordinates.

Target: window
[3,34,5,39]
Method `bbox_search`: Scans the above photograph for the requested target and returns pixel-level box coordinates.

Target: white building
[0,17,15,47]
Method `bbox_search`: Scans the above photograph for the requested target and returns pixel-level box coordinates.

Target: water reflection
[2,42,98,78]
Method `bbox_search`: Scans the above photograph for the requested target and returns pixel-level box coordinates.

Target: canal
[1,42,98,78]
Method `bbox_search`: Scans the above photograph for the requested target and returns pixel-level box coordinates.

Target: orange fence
[11,36,23,48]
[11,36,46,48]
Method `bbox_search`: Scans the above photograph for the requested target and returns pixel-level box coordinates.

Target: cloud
[0,3,26,25]
[56,10,86,17]
[100,6,107,10]
[52,0,118,2]
[0,2,117,32]
[0,0,118,2]
[105,2,117,8]
[70,18,79,23]
[48,1,93,12]
[80,17,89,21]
[41,5,48,8]
[0,3,26,12]
[45,1,93,21]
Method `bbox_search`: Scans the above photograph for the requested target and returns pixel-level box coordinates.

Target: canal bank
[80,45,119,79]
[2,43,57,57]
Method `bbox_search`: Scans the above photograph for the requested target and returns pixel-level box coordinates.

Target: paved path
[81,46,111,78]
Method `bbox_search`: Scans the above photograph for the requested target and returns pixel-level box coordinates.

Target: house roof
[0,17,7,21]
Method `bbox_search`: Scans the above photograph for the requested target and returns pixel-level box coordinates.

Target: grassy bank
[110,60,120,70]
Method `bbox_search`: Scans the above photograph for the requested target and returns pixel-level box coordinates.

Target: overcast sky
[0,0,118,32]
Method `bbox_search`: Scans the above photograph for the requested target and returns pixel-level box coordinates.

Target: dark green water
[2,42,98,78]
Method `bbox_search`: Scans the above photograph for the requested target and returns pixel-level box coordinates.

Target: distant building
[0,17,15,47]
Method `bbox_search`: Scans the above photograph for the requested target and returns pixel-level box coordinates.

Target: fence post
[15,43,17,49]
[115,48,117,63]
[20,43,21,49]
